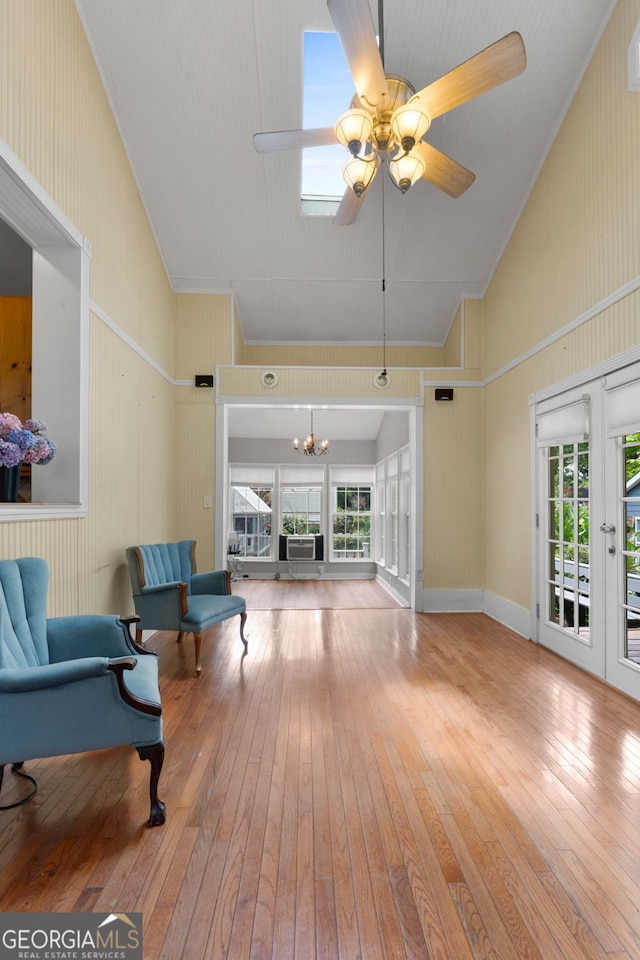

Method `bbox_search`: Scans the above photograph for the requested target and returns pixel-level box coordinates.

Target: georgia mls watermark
[0,913,143,960]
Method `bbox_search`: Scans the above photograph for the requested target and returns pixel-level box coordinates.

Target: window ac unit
[286,536,316,561]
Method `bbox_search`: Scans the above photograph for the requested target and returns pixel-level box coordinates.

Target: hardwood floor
[233,576,402,610]
[2,581,640,958]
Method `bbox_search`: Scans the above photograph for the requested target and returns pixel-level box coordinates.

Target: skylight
[301,31,355,214]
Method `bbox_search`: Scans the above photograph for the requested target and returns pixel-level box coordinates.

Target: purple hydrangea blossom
[0,413,23,440]
[0,439,23,468]
[7,428,37,451]
[24,419,48,433]
[37,438,57,465]
[23,437,50,464]
[0,413,57,467]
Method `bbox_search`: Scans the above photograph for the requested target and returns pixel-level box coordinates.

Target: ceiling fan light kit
[335,88,432,195]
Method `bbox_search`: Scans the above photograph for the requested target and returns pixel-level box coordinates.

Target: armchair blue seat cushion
[126,540,247,676]
[0,557,165,827]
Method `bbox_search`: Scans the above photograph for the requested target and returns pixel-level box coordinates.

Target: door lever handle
[599,523,616,534]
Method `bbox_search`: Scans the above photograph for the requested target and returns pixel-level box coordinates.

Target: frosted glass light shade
[389,149,426,193]
[334,109,374,155]
[390,103,431,152]
[342,154,379,196]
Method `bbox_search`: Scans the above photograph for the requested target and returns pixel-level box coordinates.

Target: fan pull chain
[381,154,387,378]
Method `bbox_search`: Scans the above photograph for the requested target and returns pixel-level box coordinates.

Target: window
[301,31,353,214]
[230,485,272,558]
[281,486,321,535]
[332,485,372,559]
[623,433,640,656]
[402,473,411,580]
[390,477,399,571]
[375,473,385,564]
[546,442,590,636]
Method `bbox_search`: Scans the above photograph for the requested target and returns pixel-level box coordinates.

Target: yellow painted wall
[0,0,175,614]
[173,294,234,568]
[237,342,444,369]
[4,0,635,622]
[424,386,484,589]
[218,365,421,400]
[482,0,640,611]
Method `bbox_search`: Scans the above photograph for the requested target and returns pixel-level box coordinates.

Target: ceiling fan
[253,0,526,225]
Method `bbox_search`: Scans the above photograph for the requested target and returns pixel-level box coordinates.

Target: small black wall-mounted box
[195,374,214,388]
[434,387,454,402]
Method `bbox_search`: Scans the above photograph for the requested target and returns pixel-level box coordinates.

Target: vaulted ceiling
[74,0,615,350]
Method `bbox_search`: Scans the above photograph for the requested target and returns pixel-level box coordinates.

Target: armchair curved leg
[239,611,248,650]
[194,633,203,677]
[136,742,166,827]
[176,631,186,643]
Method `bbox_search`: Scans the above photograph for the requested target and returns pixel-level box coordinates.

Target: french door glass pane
[545,442,590,639]
[623,433,640,663]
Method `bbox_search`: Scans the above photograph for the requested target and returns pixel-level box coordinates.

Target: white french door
[535,361,640,701]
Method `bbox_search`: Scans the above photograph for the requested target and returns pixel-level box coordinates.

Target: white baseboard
[483,591,531,639]
[421,589,484,612]
[419,589,532,641]
[375,573,410,607]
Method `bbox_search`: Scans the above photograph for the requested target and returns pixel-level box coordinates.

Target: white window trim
[0,138,90,521]
[331,482,373,561]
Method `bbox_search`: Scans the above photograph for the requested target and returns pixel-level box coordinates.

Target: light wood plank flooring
[233,576,402,610]
[2,581,640,959]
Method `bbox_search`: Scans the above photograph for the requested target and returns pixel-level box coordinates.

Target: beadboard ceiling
[74,0,615,349]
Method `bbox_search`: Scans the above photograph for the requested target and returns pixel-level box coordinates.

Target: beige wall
[237,341,444,369]
[482,0,640,611]
[173,294,234,569]
[0,0,175,615]
[3,0,637,624]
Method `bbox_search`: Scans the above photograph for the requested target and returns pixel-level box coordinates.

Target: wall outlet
[203,495,212,508]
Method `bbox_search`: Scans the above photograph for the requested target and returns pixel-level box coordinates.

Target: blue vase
[0,464,21,502]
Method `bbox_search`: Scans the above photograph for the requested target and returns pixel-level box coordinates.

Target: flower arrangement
[0,413,57,468]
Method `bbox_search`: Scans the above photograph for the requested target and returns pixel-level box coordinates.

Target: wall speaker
[434,387,454,402]
[195,374,214,388]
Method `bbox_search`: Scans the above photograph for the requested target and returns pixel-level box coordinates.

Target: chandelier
[293,410,329,457]
[334,76,432,197]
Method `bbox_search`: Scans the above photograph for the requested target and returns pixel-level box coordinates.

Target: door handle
[599,523,616,534]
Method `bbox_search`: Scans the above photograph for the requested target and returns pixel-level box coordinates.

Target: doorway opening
[216,400,423,611]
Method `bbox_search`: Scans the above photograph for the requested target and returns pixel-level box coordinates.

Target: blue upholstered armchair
[126,540,247,677]
[0,557,165,827]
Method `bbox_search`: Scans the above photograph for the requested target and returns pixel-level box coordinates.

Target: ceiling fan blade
[412,32,526,121]
[333,186,365,226]
[253,128,338,153]
[413,141,475,198]
[328,0,388,110]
